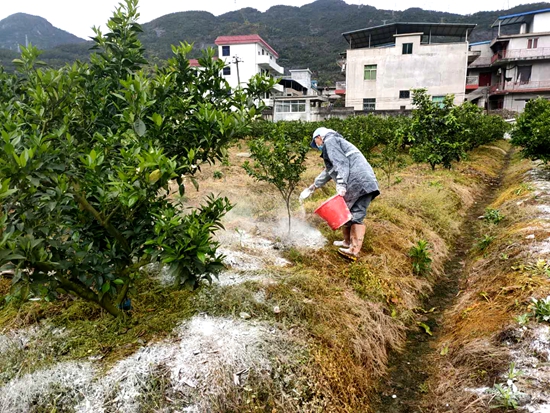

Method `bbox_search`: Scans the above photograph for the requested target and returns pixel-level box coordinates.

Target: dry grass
[0,140,512,412]
[418,151,550,412]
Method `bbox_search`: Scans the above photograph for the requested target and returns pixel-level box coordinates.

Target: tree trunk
[285,198,291,234]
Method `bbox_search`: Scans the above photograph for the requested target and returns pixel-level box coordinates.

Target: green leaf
[134,119,146,137]
[128,194,139,207]
[197,252,206,264]
[101,282,110,293]
[149,169,161,183]
[113,279,125,285]
[190,176,199,191]
[417,322,432,336]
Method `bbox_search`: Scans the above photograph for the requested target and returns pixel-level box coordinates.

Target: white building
[273,68,329,122]
[341,23,476,112]
[214,34,284,104]
[467,8,550,112]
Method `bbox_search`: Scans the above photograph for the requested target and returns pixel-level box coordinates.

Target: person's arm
[314,169,332,188]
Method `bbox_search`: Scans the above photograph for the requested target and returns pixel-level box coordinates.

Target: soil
[374,151,512,413]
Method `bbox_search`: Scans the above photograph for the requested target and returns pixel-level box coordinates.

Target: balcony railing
[257,55,284,75]
[491,47,550,63]
[335,81,346,95]
[466,76,479,86]
[490,80,550,93]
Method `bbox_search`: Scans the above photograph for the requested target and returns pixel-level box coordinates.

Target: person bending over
[303,127,380,260]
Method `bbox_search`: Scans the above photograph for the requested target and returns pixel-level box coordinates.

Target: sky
[0,0,546,39]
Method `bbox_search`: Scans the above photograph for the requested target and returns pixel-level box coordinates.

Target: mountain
[1,1,550,84]
[0,13,86,51]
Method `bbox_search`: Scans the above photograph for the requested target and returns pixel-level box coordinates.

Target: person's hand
[336,184,346,197]
[299,184,316,201]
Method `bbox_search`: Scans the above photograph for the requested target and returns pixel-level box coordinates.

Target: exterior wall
[470,43,493,58]
[217,42,282,90]
[503,92,550,111]
[289,69,312,93]
[507,34,550,50]
[273,100,312,122]
[218,43,259,89]
[345,34,469,111]
[532,12,550,33]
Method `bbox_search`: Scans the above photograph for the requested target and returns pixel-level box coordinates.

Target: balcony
[491,47,550,64]
[490,80,550,94]
[466,76,479,90]
[335,81,346,95]
[257,55,284,76]
[272,83,284,94]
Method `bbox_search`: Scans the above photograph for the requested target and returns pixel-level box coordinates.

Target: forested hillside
[0,13,85,50]
[1,0,550,84]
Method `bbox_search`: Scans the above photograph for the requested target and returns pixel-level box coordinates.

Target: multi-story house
[214,34,284,105]
[467,8,550,112]
[341,22,476,112]
[273,68,329,121]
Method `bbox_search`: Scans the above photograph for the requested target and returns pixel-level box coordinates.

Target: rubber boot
[333,226,351,247]
[338,224,366,260]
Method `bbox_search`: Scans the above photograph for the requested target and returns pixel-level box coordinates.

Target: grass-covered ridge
[418,151,550,412]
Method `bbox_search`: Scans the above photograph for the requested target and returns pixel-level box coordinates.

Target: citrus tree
[0,0,271,316]
[511,97,550,163]
[408,89,465,170]
[243,126,310,233]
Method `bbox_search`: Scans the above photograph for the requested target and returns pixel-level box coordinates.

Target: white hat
[311,127,330,148]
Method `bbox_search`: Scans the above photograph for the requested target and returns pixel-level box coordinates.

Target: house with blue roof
[466,8,550,112]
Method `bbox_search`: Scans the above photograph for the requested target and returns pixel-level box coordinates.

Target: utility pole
[232,55,244,87]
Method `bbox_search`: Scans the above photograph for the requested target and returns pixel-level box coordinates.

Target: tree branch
[72,190,131,254]
[56,275,120,317]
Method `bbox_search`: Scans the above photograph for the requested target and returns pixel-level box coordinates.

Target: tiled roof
[188,57,218,67]
[214,34,279,58]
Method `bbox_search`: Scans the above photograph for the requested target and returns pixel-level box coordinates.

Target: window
[399,90,410,99]
[223,66,231,76]
[262,49,265,55]
[222,46,230,56]
[275,100,306,113]
[432,95,445,108]
[363,98,376,111]
[402,43,413,54]
[364,64,377,80]
[517,66,532,84]
[400,105,406,111]
[528,38,538,49]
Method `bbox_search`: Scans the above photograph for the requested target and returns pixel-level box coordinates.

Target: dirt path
[374,150,512,413]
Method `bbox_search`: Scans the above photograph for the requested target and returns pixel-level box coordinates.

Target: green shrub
[483,208,504,224]
[489,383,519,409]
[476,234,495,251]
[530,295,550,322]
[409,240,432,276]
[0,0,271,316]
[408,89,466,170]
[243,132,310,233]
[511,97,550,163]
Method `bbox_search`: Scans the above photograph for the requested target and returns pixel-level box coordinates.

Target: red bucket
[314,195,352,230]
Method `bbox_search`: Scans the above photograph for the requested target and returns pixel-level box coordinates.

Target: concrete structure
[273,70,329,122]
[214,34,285,105]
[341,22,476,111]
[467,8,550,112]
